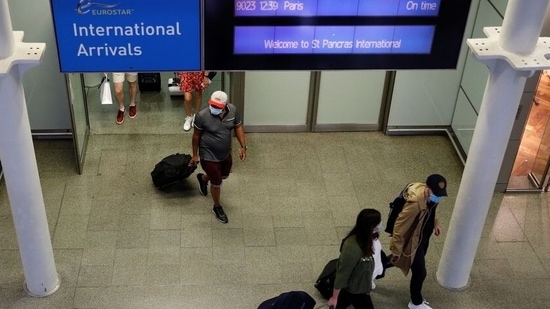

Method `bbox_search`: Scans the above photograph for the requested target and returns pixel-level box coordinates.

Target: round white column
[436,0,550,289]
[0,0,14,58]
[0,0,59,296]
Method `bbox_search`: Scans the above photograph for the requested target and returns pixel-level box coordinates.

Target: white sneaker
[371,281,376,289]
[183,116,193,131]
[408,300,433,309]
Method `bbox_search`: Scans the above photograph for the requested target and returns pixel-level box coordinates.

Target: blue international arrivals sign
[50,0,201,72]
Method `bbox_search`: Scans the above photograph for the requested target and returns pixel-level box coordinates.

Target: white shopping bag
[99,74,113,105]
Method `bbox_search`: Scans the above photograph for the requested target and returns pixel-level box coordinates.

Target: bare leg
[211,186,221,206]
[114,82,124,110]
[194,91,203,114]
[184,92,193,117]
[128,81,137,106]
[200,174,220,205]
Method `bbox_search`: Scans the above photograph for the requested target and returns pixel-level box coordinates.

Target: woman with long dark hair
[327,208,381,309]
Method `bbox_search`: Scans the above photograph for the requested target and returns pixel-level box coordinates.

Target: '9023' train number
[235,1,256,11]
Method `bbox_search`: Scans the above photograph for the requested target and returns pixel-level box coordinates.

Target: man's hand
[389,253,400,264]
[190,156,200,166]
[434,224,443,237]
[327,296,337,309]
[238,148,247,161]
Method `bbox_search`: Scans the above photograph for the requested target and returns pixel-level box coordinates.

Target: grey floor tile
[146,264,180,285]
[81,247,116,266]
[147,247,180,265]
[52,215,89,249]
[181,227,212,248]
[111,264,147,286]
[180,261,217,285]
[244,227,276,246]
[77,265,113,287]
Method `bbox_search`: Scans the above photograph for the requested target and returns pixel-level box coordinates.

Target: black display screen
[204,0,472,70]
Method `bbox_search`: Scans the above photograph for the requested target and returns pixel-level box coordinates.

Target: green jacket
[334,235,374,295]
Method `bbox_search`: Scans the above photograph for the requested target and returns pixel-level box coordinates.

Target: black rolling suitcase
[257,291,316,309]
[138,73,161,92]
[151,153,197,192]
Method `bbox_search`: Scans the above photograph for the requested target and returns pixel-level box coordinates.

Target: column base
[23,273,61,297]
[434,272,471,291]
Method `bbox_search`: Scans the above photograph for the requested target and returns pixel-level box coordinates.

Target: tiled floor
[1,78,550,308]
[2,131,550,308]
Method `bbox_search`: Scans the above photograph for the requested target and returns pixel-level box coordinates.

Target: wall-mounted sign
[204,0,472,70]
[50,0,200,72]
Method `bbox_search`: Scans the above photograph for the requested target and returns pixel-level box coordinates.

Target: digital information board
[234,0,441,17]
[50,0,201,73]
[204,0,472,70]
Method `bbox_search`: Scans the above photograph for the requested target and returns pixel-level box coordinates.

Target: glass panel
[451,89,477,156]
[508,75,549,190]
[531,74,550,188]
[316,71,385,129]
[244,72,310,127]
[66,74,90,174]
[203,72,225,103]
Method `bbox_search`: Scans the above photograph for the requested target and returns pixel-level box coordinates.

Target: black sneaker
[197,173,208,196]
[213,206,228,224]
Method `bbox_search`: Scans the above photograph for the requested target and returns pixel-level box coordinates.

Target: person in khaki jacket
[389,174,447,309]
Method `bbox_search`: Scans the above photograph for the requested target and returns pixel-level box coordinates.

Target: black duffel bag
[151,153,196,192]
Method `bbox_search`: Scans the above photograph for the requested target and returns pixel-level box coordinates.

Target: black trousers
[410,244,428,305]
[336,289,375,309]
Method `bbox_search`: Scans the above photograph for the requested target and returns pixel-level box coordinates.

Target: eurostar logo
[75,0,119,14]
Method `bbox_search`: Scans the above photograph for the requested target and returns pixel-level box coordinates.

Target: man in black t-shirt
[190,90,247,223]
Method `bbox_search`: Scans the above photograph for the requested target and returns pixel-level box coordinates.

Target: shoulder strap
[399,183,414,198]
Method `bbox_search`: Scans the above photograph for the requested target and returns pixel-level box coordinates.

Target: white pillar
[0,0,14,58]
[436,0,550,289]
[0,0,59,297]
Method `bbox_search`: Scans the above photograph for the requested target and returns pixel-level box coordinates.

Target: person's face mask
[373,222,383,233]
[429,193,442,204]
[209,106,223,115]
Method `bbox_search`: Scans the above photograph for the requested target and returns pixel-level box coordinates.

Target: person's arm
[327,288,340,309]
[434,217,442,236]
[234,124,247,161]
[190,128,202,165]
[206,71,217,80]
[202,71,217,87]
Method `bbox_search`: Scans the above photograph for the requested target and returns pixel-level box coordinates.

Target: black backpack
[384,183,413,236]
[314,258,338,299]
[150,153,196,192]
[257,291,316,309]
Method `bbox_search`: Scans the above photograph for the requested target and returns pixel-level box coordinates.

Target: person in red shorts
[178,71,217,131]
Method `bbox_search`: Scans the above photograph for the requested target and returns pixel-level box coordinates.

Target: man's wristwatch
[241,145,248,150]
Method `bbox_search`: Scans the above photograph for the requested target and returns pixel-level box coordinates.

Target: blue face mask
[373,222,383,233]
[429,194,441,204]
[209,106,223,115]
